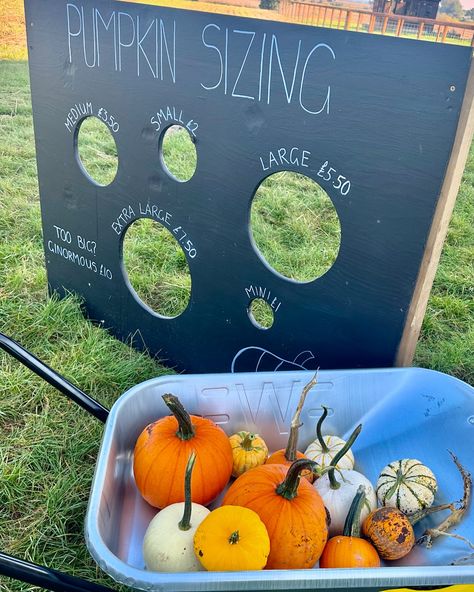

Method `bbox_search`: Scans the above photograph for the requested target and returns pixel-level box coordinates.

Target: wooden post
[396,60,474,366]
[417,21,425,39]
[345,10,352,30]
[442,25,449,43]
[382,15,389,34]
[395,17,404,36]
[368,14,376,33]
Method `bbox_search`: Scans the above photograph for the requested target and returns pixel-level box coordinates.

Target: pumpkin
[362,506,415,560]
[143,452,210,572]
[223,458,329,569]
[266,374,318,482]
[319,486,380,568]
[229,431,268,477]
[304,406,355,470]
[376,459,437,515]
[194,505,270,571]
[133,394,233,508]
[313,425,377,536]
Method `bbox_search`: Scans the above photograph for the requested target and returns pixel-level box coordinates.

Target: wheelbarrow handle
[0,552,116,592]
[0,332,109,423]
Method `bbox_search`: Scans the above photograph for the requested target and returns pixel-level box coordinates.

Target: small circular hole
[160,125,197,182]
[248,298,274,329]
[250,172,341,282]
[122,218,191,318]
[76,116,118,186]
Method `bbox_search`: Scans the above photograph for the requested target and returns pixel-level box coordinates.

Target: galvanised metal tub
[1,333,473,592]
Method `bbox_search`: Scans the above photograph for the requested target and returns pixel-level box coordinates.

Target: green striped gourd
[376,459,437,515]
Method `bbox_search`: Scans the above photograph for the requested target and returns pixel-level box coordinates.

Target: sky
[461,0,474,8]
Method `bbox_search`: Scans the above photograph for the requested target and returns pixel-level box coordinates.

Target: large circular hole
[250,172,341,282]
[76,116,118,186]
[122,218,191,317]
[160,125,197,182]
[248,298,274,330]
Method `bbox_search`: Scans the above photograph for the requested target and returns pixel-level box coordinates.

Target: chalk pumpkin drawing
[231,347,317,373]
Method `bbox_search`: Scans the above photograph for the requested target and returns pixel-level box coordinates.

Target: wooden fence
[279,0,474,45]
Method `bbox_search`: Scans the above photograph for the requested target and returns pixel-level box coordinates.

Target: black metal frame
[0,333,116,591]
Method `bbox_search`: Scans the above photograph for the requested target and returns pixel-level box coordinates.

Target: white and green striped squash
[376,459,437,515]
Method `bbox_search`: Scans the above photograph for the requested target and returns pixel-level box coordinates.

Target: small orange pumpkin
[319,486,380,568]
[265,374,318,482]
[362,506,415,560]
[223,458,328,569]
[133,394,233,508]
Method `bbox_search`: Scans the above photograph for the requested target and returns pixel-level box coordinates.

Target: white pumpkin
[304,405,355,470]
[376,458,437,515]
[314,468,377,536]
[143,502,210,572]
[304,435,355,470]
[142,451,210,572]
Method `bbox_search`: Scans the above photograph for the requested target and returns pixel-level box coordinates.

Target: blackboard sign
[24,0,473,372]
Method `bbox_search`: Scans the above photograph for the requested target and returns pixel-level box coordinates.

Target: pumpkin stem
[228,530,240,545]
[162,394,195,441]
[328,424,362,489]
[276,458,320,500]
[240,432,257,451]
[343,485,366,538]
[284,372,318,462]
[179,451,196,531]
[316,406,330,453]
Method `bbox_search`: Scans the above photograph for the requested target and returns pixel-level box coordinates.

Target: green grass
[0,57,473,592]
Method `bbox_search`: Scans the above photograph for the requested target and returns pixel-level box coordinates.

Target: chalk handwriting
[97,107,119,132]
[201,25,335,115]
[111,205,135,235]
[65,4,337,114]
[317,161,351,196]
[64,102,93,132]
[260,147,310,172]
[139,202,172,226]
[47,240,112,279]
[150,106,198,137]
[245,285,281,312]
[66,3,176,81]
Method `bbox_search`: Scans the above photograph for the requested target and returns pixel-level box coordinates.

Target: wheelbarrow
[1,332,473,591]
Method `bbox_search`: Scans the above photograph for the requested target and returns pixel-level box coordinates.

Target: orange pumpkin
[362,506,415,560]
[133,394,233,508]
[319,486,380,568]
[223,458,328,569]
[265,374,318,482]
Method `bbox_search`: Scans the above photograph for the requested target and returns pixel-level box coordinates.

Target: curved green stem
[276,458,319,500]
[328,424,362,489]
[316,406,330,453]
[162,394,195,441]
[343,485,366,538]
[178,451,196,531]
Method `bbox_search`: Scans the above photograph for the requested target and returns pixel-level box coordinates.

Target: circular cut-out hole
[161,125,197,182]
[76,116,118,186]
[122,218,191,317]
[250,172,341,282]
[248,298,274,329]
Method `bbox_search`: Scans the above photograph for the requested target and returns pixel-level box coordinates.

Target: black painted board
[24,0,472,373]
